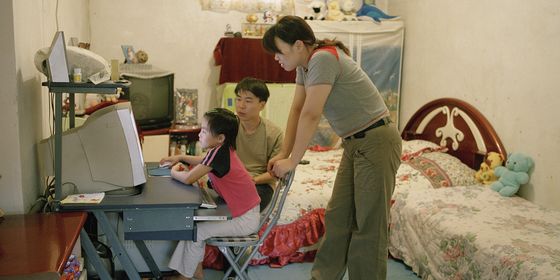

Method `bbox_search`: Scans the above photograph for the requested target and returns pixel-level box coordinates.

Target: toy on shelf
[326,0,345,21]
[491,152,534,197]
[341,0,357,21]
[305,0,326,20]
[356,3,398,23]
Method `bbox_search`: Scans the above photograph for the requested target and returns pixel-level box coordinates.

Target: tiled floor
[201,258,420,280]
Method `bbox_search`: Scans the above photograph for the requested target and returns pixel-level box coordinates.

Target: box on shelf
[241,22,273,38]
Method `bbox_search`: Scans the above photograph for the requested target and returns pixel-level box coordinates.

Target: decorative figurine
[224,24,234,37]
[263,10,274,23]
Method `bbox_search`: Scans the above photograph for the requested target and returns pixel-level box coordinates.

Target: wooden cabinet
[169,124,201,156]
[141,124,200,161]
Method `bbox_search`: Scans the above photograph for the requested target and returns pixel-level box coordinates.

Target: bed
[205,98,560,279]
[390,98,560,279]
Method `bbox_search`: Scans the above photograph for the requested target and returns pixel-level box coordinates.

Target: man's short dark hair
[234,77,270,102]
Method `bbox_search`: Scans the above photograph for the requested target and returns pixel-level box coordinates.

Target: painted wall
[0,0,21,214]
[88,0,249,119]
[389,0,560,209]
[0,0,90,214]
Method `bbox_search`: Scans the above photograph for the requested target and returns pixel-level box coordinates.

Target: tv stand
[140,121,172,131]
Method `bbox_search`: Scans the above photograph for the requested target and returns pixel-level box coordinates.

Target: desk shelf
[41,81,129,205]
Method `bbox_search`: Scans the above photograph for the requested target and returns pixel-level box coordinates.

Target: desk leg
[93,210,141,280]
[81,229,112,280]
[134,240,163,279]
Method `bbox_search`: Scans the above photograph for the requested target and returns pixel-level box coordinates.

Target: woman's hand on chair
[268,152,288,177]
[271,157,297,178]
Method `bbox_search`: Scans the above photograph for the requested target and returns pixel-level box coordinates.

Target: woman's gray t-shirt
[296,48,389,138]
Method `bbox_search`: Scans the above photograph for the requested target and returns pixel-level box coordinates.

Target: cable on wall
[55,0,60,31]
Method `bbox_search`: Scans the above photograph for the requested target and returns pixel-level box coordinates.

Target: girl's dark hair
[235,77,270,102]
[204,108,239,149]
[263,15,349,56]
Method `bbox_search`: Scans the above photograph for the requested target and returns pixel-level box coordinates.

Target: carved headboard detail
[402,98,506,169]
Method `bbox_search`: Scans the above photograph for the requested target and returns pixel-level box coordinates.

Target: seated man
[234,77,283,211]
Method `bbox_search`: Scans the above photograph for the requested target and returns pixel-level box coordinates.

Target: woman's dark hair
[234,77,270,102]
[263,15,349,56]
[204,108,239,149]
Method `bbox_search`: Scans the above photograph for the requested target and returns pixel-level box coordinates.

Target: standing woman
[263,16,402,280]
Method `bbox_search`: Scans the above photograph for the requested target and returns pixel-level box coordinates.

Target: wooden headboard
[401,98,507,169]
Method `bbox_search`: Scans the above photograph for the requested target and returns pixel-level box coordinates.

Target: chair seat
[206,234,259,247]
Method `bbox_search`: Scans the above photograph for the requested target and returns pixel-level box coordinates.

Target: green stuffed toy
[490,153,534,197]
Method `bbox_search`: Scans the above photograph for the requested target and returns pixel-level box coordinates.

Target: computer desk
[61,175,231,280]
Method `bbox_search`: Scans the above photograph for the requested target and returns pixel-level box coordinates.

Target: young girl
[160,108,260,280]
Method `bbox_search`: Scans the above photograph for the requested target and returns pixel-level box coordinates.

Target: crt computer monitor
[38,102,146,196]
[121,72,174,130]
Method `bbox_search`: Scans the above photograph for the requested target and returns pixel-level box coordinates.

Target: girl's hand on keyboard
[172,163,186,172]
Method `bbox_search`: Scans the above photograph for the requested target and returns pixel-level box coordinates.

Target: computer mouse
[159,161,172,168]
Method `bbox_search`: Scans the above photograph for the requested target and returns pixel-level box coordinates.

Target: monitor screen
[38,102,146,195]
[46,31,70,82]
[122,72,174,130]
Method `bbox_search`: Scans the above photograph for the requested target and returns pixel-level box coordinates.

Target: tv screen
[122,72,174,130]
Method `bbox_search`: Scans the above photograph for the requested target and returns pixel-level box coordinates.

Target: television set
[121,71,174,130]
[38,102,146,196]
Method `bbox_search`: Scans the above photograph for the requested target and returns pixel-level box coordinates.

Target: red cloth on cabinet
[213,37,296,84]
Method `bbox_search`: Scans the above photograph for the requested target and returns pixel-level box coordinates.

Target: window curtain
[200,0,294,13]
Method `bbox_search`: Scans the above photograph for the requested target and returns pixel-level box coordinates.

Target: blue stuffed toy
[356,3,398,23]
[490,153,534,197]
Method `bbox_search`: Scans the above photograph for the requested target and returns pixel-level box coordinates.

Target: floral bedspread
[389,185,560,280]
[238,141,560,278]
[279,148,343,225]
[246,148,342,267]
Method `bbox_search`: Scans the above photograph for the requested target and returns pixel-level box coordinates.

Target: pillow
[407,152,478,187]
[402,139,443,154]
[401,139,447,161]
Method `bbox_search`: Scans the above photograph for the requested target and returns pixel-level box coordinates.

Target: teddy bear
[326,0,345,21]
[474,151,504,185]
[490,152,534,197]
[340,0,357,21]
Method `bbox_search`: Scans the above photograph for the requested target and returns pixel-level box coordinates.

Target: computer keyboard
[199,186,217,209]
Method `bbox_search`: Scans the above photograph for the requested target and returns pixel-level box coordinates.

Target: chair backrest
[256,170,295,241]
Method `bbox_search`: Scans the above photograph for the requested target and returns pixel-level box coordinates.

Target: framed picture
[175,88,198,125]
[121,45,136,64]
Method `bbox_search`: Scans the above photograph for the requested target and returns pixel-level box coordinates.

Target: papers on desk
[61,192,105,204]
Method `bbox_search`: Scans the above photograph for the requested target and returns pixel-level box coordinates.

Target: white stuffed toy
[305,0,326,20]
